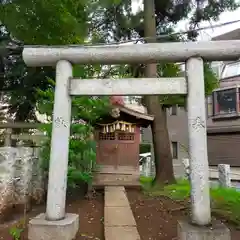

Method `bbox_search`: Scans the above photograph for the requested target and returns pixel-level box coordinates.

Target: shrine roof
[94,104,154,128]
[118,105,154,121]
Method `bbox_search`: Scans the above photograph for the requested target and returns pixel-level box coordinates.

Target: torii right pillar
[177,57,230,240]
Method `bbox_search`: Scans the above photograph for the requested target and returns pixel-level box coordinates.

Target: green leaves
[1,0,88,45]
[204,63,219,96]
[157,62,219,108]
[37,64,110,186]
[99,0,122,7]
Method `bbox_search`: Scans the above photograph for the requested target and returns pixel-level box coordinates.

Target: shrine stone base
[28,213,79,240]
[177,220,230,240]
[92,165,141,189]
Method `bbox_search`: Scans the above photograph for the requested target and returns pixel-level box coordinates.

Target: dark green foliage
[158,62,219,108]
[139,143,151,154]
[0,26,55,121]
[37,70,110,186]
[0,0,88,45]
[0,0,88,122]
[39,123,97,186]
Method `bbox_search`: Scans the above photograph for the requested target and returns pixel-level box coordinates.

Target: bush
[36,78,110,190]
[40,123,97,188]
[139,143,151,154]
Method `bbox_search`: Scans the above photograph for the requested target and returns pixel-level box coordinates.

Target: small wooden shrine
[92,97,154,188]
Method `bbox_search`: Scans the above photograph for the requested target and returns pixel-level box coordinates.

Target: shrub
[37,75,110,189]
[139,143,151,154]
[40,123,97,188]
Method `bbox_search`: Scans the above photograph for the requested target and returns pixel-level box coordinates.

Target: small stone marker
[146,156,152,177]
[182,158,190,180]
[143,156,151,177]
[218,164,231,188]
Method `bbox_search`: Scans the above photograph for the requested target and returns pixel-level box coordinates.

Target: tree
[0,0,126,121]
[0,26,55,121]
[1,0,239,184]
[0,0,88,45]
[0,0,89,121]
[143,0,175,184]
[142,0,235,184]
[93,0,237,184]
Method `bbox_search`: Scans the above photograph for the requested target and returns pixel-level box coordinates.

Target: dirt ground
[2,188,239,240]
[0,191,104,240]
[127,189,240,240]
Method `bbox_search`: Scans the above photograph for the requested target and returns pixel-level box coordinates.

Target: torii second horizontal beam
[69,77,187,96]
[22,40,240,66]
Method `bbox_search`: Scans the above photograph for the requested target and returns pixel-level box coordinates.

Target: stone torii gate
[23,41,240,240]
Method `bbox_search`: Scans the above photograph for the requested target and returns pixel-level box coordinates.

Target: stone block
[105,226,140,240]
[93,173,141,188]
[218,164,231,188]
[105,190,129,207]
[105,186,125,192]
[177,220,230,240]
[28,213,79,240]
[104,206,136,227]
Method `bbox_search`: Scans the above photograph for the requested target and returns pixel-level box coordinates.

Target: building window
[170,105,177,115]
[213,87,238,116]
[171,141,178,159]
[221,61,240,79]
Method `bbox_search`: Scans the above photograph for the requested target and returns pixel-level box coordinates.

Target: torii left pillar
[28,60,79,240]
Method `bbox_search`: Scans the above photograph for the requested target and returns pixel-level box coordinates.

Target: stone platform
[104,186,140,240]
[28,213,79,240]
[92,166,141,189]
[178,220,230,240]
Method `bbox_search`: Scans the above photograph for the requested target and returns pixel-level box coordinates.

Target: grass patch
[140,176,154,186]
[140,176,240,226]
[211,187,240,225]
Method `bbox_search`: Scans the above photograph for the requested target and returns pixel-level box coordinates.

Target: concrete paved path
[104,186,140,240]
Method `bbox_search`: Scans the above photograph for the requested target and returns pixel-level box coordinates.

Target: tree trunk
[143,0,175,184]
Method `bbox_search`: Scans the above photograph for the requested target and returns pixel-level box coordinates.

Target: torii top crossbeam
[22,40,240,67]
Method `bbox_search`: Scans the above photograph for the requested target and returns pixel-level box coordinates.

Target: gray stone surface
[218,164,231,188]
[28,213,79,240]
[105,186,125,192]
[104,206,136,227]
[0,147,44,213]
[177,220,230,240]
[105,226,141,240]
[142,156,151,177]
[105,190,129,207]
[0,148,18,209]
[104,186,140,240]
